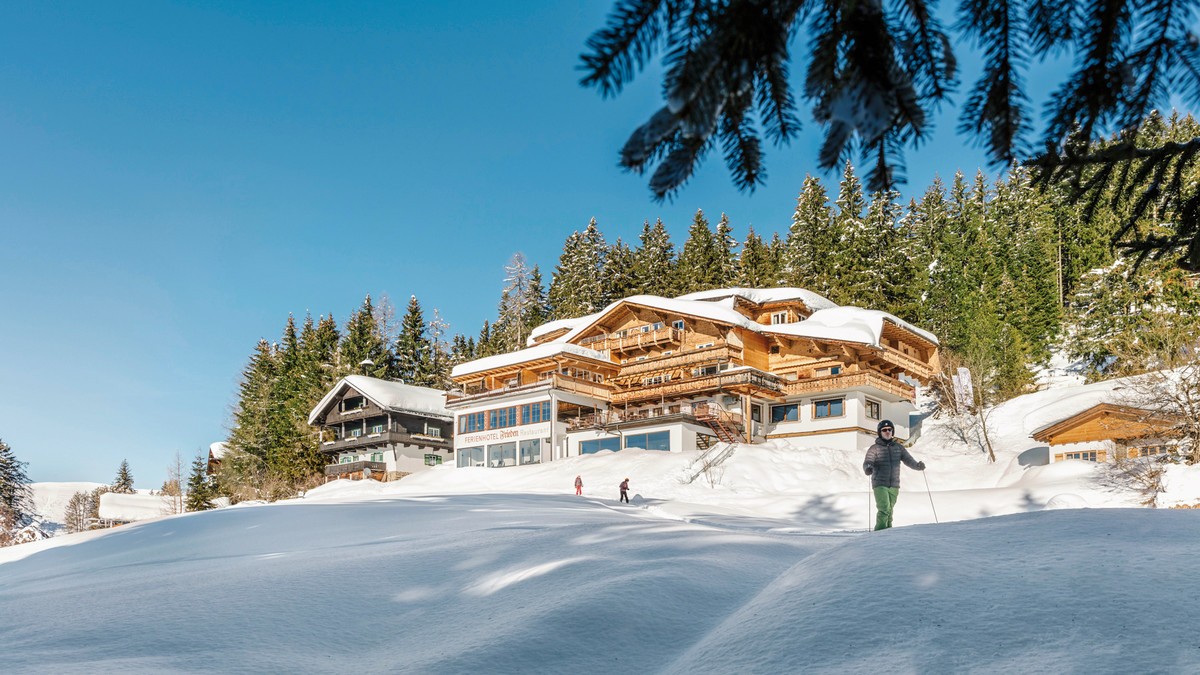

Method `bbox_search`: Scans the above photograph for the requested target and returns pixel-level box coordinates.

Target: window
[672,320,685,330]
[504,377,519,388]
[1064,451,1100,462]
[520,439,542,464]
[459,412,485,433]
[769,345,780,354]
[771,404,799,423]
[662,351,673,356]
[625,431,671,451]
[340,455,354,464]
[1132,445,1169,458]
[488,406,517,429]
[368,418,386,434]
[580,437,621,454]
[771,311,789,324]
[370,452,383,462]
[694,364,719,377]
[342,396,365,412]
[424,454,443,466]
[695,342,714,349]
[520,401,551,425]
[865,399,881,420]
[488,442,517,467]
[425,424,442,438]
[751,405,762,423]
[457,446,484,468]
[830,366,841,375]
[348,427,364,438]
[814,398,845,418]
[652,322,664,330]
[636,356,648,361]
[640,325,651,333]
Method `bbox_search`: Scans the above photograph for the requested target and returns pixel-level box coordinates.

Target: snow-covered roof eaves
[676,287,837,311]
[763,306,940,347]
[450,342,611,379]
[307,375,452,425]
[526,312,601,346]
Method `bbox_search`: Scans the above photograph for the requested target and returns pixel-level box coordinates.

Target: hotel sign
[456,422,551,447]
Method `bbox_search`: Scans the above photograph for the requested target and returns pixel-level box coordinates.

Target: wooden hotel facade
[447,288,940,468]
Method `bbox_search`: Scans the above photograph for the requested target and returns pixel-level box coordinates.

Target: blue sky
[1,1,1079,486]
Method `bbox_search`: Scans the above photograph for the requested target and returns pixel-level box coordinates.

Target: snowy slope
[4,377,1200,672]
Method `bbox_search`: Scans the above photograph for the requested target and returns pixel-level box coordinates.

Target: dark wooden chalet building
[308,375,453,482]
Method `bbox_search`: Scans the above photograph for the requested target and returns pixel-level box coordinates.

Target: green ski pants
[873,486,900,531]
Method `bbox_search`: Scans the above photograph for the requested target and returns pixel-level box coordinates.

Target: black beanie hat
[877,419,895,434]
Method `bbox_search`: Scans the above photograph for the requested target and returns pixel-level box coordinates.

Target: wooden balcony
[578,326,682,353]
[783,370,915,400]
[446,372,612,406]
[320,427,450,453]
[880,345,935,379]
[611,369,784,405]
[324,461,387,478]
[614,344,739,378]
[567,402,743,432]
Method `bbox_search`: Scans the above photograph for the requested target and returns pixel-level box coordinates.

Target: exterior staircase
[694,404,744,444]
[684,441,738,484]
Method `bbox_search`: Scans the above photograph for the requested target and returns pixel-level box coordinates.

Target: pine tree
[0,439,33,530]
[266,314,310,482]
[524,266,550,339]
[714,213,738,287]
[112,459,135,494]
[605,238,638,302]
[185,454,215,512]
[395,295,435,386]
[829,163,868,305]
[495,253,541,352]
[736,226,779,287]
[633,219,677,297]
[677,209,723,294]
[548,218,608,319]
[783,175,835,295]
[426,308,453,388]
[340,295,390,378]
[227,338,277,464]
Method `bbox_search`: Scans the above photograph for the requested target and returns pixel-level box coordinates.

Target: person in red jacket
[574,475,583,495]
[619,478,630,503]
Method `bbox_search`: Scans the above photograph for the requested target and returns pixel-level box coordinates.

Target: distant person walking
[863,420,925,531]
[619,478,630,503]
[575,475,583,495]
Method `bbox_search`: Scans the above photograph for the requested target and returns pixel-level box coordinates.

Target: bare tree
[930,350,999,463]
[1111,320,1200,464]
[161,451,185,515]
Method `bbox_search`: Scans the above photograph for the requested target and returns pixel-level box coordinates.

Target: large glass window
[814,398,844,418]
[520,439,542,465]
[624,431,670,451]
[457,446,484,468]
[459,413,485,433]
[342,396,365,412]
[771,404,799,423]
[488,442,517,467]
[488,407,517,429]
[580,437,621,454]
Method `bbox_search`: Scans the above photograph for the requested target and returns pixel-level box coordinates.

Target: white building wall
[766,387,917,452]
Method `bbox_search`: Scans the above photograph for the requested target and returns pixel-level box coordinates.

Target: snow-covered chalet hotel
[308,375,454,481]
[447,288,940,468]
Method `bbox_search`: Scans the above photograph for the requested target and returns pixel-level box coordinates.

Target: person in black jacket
[863,419,925,531]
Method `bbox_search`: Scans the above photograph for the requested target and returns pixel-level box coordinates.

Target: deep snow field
[5,378,1200,674]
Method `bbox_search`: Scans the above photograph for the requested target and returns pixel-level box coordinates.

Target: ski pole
[922,470,939,524]
[867,479,873,533]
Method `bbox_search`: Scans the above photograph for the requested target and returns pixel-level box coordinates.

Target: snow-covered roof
[451,342,611,379]
[526,312,601,345]
[307,375,452,425]
[98,493,168,522]
[556,294,765,344]
[676,287,837,311]
[764,306,940,347]
[209,442,227,460]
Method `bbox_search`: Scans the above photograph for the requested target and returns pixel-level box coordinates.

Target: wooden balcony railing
[614,344,738,378]
[578,326,682,353]
[783,370,915,399]
[880,345,934,378]
[566,402,743,431]
[611,369,784,405]
[446,373,612,405]
[324,461,387,477]
[321,426,450,453]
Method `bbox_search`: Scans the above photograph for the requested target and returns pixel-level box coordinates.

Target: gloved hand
[864,466,873,476]
[917,461,926,471]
